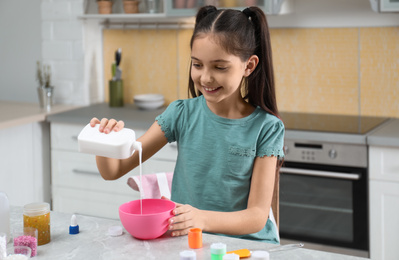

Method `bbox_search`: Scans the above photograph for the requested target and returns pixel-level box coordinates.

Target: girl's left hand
[162,196,205,237]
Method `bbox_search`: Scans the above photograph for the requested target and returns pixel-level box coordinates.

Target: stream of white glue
[138,144,143,215]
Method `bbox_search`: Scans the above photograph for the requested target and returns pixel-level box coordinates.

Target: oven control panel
[283,139,367,168]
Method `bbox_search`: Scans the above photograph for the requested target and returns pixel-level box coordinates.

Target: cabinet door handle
[72,169,99,175]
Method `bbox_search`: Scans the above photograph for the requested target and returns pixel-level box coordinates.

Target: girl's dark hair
[188,5,279,118]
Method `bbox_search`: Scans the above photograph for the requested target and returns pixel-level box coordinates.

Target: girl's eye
[192,63,202,68]
[216,67,227,71]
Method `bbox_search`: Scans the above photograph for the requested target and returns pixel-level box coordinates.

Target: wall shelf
[78,14,195,28]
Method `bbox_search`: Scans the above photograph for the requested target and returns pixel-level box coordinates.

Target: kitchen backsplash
[103,26,399,118]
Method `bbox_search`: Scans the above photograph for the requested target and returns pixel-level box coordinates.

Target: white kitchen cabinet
[369,146,399,260]
[0,122,51,206]
[50,122,177,219]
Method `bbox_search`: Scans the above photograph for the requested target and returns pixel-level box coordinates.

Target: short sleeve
[257,120,285,159]
[155,100,185,143]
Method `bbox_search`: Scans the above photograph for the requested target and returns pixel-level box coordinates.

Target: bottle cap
[108,226,123,237]
[223,253,239,260]
[210,242,227,255]
[188,228,202,249]
[69,215,79,235]
[252,250,269,260]
[179,250,196,260]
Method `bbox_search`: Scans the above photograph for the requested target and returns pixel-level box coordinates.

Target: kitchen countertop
[46,103,398,146]
[46,102,164,130]
[367,118,399,147]
[9,206,368,260]
[0,100,78,130]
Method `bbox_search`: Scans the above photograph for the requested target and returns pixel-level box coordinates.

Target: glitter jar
[23,202,50,245]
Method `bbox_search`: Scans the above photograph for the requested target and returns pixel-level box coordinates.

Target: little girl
[91,5,285,244]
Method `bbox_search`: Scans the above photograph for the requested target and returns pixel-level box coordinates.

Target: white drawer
[369,146,399,182]
[51,150,139,195]
[52,187,138,219]
[51,123,85,151]
[51,150,175,193]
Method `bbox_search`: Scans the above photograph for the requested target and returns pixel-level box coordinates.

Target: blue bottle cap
[69,225,79,235]
[69,215,79,235]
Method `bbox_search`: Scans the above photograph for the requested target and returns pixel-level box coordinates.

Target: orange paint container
[188,228,203,249]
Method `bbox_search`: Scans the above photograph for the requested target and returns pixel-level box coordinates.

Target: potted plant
[36,61,54,111]
[97,0,113,14]
[123,0,140,14]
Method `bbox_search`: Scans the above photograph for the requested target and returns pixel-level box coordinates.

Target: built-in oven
[279,140,368,250]
[279,112,390,254]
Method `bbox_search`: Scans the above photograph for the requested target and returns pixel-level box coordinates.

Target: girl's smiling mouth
[203,86,221,93]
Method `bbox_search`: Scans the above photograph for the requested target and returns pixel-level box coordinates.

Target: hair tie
[242,7,252,20]
[205,5,217,15]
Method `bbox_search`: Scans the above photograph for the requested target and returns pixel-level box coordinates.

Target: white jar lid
[223,253,239,260]
[108,226,123,237]
[210,242,227,255]
[23,202,50,216]
[252,250,270,260]
[180,250,196,260]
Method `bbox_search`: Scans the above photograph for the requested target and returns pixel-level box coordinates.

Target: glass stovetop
[280,112,389,135]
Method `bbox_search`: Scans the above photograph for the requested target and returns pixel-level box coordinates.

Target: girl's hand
[90,117,125,134]
[163,196,205,237]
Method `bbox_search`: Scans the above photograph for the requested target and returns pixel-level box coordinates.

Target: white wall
[0,0,42,103]
[0,0,103,106]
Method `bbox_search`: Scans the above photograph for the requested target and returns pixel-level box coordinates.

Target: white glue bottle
[77,123,142,159]
[0,191,10,242]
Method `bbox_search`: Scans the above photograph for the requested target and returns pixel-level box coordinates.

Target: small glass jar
[13,227,38,257]
[6,245,31,260]
[23,202,50,245]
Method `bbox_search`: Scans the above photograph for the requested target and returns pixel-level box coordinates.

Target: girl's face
[191,35,257,107]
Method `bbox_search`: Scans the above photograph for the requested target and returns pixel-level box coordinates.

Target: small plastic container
[211,243,227,260]
[13,227,37,257]
[188,228,202,249]
[6,245,31,260]
[23,203,50,246]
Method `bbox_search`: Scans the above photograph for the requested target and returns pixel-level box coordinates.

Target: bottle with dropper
[69,215,79,235]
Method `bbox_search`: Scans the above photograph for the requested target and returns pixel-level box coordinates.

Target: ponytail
[242,7,278,118]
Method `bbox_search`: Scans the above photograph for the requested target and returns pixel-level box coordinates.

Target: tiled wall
[103,26,399,118]
[41,0,86,104]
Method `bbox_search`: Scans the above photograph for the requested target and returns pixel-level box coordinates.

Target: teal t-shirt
[155,96,285,243]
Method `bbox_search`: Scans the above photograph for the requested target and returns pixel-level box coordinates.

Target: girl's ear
[244,55,259,77]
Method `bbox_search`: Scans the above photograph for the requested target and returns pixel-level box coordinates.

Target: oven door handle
[280,167,361,180]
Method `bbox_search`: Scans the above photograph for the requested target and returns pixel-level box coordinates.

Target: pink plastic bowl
[119,199,175,240]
